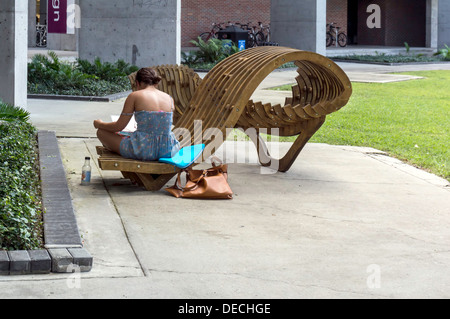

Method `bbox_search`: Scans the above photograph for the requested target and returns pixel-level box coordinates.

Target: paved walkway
[1,61,449,299]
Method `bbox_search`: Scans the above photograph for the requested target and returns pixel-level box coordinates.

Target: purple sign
[48,0,67,34]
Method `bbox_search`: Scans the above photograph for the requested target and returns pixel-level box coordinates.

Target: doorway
[347,0,358,45]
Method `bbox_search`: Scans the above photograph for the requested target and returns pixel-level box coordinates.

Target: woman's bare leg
[97,129,123,155]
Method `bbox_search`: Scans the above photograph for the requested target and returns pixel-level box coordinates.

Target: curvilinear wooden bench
[97,46,352,191]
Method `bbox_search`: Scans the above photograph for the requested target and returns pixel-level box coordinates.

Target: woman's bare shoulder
[128,90,155,103]
[128,90,145,98]
[126,90,140,101]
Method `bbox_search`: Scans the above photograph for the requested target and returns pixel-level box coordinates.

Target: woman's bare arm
[94,93,136,132]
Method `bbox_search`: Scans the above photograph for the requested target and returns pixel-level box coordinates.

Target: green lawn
[272,71,450,181]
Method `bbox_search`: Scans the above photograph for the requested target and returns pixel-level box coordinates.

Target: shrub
[331,53,445,64]
[28,52,138,96]
[28,52,97,91]
[76,57,139,81]
[0,119,43,251]
[181,51,200,66]
[434,44,450,61]
[0,102,30,123]
[185,37,239,67]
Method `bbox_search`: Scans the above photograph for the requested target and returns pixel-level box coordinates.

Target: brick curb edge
[0,131,93,276]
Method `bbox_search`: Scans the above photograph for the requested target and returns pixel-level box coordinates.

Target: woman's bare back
[132,88,173,113]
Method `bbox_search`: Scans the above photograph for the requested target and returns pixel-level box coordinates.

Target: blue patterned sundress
[120,110,180,161]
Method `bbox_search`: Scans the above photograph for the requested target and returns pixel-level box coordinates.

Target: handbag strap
[210,155,223,168]
[173,168,206,191]
[173,170,184,190]
[182,176,205,192]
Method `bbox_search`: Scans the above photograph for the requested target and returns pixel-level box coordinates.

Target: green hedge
[0,120,43,251]
[27,52,139,97]
[330,54,446,64]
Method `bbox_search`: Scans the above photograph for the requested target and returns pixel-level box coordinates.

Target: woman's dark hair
[136,68,162,86]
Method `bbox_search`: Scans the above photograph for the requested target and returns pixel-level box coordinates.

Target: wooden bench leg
[121,171,176,191]
[250,117,326,173]
[134,173,176,191]
[121,172,145,187]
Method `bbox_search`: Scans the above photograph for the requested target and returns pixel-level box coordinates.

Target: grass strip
[268,71,450,181]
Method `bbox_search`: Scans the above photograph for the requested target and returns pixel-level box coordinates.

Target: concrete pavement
[0,62,449,299]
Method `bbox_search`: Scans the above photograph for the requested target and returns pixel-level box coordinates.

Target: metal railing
[36,24,47,47]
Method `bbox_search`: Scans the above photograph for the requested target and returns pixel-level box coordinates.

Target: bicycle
[326,23,347,47]
[255,22,270,46]
[199,22,225,42]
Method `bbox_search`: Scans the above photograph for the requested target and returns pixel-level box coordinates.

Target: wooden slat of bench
[96,146,178,174]
[98,159,178,174]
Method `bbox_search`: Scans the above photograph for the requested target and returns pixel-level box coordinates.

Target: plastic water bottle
[81,157,91,185]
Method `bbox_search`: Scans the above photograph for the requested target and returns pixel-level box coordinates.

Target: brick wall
[181,0,271,47]
[327,0,348,35]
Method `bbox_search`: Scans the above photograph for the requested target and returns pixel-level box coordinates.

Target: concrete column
[28,0,37,47]
[426,0,438,49]
[438,0,450,49]
[176,0,181,64]
[39,0,47,24]
[0,0,28,109]
[270,0,326,55]
[79,0,181,67]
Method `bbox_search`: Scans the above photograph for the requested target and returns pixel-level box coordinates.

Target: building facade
[2,0,448,108]
[181,0,271,47]
[328,0,435,47]
[182,0,447,49]
[24,0,450,54]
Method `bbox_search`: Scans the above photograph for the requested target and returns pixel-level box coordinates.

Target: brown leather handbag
[165,160,233,199]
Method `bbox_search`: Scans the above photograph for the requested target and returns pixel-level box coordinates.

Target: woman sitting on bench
[93,68,181,161]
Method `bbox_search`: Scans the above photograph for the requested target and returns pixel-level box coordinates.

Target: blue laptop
[159,144,205,169]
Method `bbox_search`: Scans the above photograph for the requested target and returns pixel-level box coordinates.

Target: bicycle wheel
[248,33,256,48]
[338,33,347,47]
[255,32,265,46]
[326,32,333,47]
[199,32,211,42]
